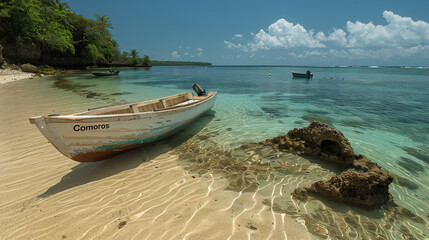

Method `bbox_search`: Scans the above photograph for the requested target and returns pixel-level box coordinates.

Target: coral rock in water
[265,121,356,167]
[265,121,394,207]
[307,169,393,207]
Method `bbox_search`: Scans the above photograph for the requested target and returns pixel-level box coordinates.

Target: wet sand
[0,77,311,239]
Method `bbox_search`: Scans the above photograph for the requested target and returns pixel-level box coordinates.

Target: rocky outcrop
[21,63,39,73]
[2,42,41,64]
[0,44,4,66]
[265,121,356,167]
[5,63,20,70]
[264,121,394,207]
[1,42,93,68]
[295,168,393,207]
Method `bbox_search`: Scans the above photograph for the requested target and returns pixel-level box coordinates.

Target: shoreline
[0,68,36,84]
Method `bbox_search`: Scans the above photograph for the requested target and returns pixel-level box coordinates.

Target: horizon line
[210,65,429,68]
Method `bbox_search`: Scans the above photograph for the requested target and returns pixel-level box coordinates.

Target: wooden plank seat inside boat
[85,92,206,116]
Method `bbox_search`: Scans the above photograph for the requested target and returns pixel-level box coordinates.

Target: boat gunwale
[30,92,217,123]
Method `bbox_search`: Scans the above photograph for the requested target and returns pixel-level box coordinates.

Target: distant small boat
[92,70,120,76]
[30,84,217,162]
[292,72,313,78]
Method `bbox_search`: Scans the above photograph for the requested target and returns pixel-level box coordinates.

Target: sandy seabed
[0,76,310,239]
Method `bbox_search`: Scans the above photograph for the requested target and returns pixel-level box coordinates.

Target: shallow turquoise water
[54,66,428,238]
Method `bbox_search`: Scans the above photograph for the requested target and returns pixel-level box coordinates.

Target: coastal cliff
[0,44,4,66]
[0,42,98,68]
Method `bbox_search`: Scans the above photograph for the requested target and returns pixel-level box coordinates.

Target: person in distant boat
[306,70,311,75]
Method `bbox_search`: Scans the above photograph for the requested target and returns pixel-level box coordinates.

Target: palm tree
[143,55,150,64]
[121,51,129,61]
[95,14,113,29]
[57,2,71,12]
[130,49,139,64]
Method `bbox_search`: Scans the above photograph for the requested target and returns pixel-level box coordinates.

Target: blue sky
[67,0,429,66]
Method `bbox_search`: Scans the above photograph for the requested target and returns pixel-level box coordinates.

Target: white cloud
[197,48,203,51]
[288,52,297,57]
[304,50,328,56]
[287,50,328,58]
[328,49,349,58]
[347,45,429,59]
[224,41,248,51]
[291,45,429,60]
[184,52,189,56]
[246,18,325,51]
[345,11,429,48]
[234,34,243,38]
[317,28,348,47]
[171,51,179,58]
[198,52,202,57]
[224,11,429,61]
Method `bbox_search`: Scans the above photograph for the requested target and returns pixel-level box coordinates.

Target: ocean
[2,66,428,239]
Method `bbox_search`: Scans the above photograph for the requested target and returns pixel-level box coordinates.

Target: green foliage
[130,49,139,64]
[80,43,104,62]
[68,12,120,63]
[120,51,129,60]
[37,64,64,74]
[0,0,74,53]
[143,55,150,64]
[0,0,120,63]
[41,20,75,54]
[95,14,112,29]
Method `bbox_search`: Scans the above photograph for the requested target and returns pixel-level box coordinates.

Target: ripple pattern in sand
[1,77,427,240]
[0,78,310,239]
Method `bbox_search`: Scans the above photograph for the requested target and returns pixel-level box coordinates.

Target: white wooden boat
[30,89,217,162]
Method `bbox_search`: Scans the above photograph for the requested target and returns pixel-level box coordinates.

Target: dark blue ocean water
[58,66,429,239]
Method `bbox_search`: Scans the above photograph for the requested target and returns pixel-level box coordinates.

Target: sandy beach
[0,69,36,85]
[0,76,311,239]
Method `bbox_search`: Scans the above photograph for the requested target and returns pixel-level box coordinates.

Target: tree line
[0,0,120,65]
[0,0,211,67]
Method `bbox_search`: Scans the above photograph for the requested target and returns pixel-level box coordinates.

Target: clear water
[50,66,428,239]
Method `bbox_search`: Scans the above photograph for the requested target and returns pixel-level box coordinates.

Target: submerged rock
[264,121,355,167]
[305,169,393,207]
[264,121,394,207]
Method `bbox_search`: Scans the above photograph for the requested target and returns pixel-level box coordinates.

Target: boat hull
[31,93,216,162]
[292,72,313,78]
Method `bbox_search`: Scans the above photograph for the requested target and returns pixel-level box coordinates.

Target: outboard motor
[193,83,207,96]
